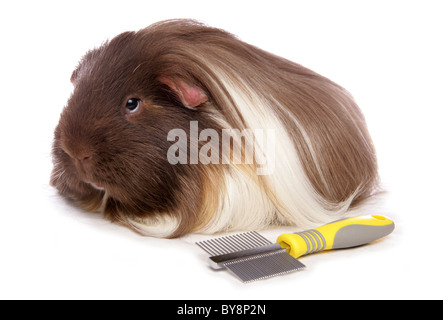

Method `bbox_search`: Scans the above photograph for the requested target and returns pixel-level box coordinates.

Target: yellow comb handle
[277,215,395,259]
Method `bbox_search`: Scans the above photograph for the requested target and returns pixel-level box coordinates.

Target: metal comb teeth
[196,231,272,256]
[196,231,305,283]
[223,250,305,283]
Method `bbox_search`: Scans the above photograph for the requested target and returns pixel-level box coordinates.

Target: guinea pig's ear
[70,59,87,86]
[70,68,80,85]
[158,76,208,108]
[70,47,104,86]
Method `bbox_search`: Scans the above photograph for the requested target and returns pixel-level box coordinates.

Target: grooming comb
[196,215,395,282]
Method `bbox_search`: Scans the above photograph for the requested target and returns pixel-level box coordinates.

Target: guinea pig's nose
[61,141,93,163]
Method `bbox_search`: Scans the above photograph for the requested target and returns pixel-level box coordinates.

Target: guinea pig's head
[50,27,216,236]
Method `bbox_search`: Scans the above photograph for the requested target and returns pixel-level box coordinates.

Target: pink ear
[158,76,208,108]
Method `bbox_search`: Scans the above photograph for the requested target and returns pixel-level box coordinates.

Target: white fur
[200,70,353,233]
[128,214,181,238]
[198,167,276,234]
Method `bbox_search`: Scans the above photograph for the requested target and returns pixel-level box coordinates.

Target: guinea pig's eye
[125,98,141,114]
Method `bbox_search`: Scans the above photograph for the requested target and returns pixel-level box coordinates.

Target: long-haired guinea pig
[50,19,378,238]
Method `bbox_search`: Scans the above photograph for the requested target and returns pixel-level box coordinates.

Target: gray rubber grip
[332,223,395,249]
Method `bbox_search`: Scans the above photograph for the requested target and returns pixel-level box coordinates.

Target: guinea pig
[50,19,379,238]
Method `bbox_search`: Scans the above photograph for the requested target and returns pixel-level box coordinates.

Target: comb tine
[197,238,229,255]
[223,233,253,252]
[217,236,242,253]
[195,240,217,256]
[234,232,258,250]
[248,231,272,246]
[196,231,271,256]
[229,232,271,249]
[224,251,306,283]
[208,238,231,255]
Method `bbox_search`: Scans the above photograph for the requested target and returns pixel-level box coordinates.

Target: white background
[1,0,442,300]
